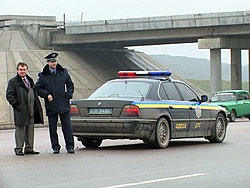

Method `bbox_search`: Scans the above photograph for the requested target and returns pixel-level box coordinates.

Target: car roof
[108,77,185,84]
[214,90,249,94]
[108,77,168,83]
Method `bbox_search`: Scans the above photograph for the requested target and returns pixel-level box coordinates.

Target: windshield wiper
[108,94,120,97]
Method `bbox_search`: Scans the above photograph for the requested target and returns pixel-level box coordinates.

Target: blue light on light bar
[148,71,172,77]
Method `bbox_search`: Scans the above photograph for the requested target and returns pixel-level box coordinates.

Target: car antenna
[134,84,145,101]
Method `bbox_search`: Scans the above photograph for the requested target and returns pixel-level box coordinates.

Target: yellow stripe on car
[136,103,222,110]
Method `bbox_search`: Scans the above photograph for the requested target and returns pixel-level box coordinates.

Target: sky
[1,0,249,65]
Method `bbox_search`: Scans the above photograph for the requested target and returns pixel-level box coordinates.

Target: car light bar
[118,71,172,78]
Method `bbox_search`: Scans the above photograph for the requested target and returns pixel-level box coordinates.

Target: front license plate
[89,108,113,115]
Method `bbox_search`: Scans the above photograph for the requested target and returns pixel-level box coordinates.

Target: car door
[160,82,190,138]
[242,92,250,117]
[237,92,250,117]
[174,82,210,137]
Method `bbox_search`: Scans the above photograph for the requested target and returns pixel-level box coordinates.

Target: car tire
[154,117,170,149]
[208,113,227,143]
[229,110,236,122]
[81,138,102,148]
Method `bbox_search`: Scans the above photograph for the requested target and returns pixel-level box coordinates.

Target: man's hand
[48,94,53,102]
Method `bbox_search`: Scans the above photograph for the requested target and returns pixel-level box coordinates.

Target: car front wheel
[229,110,236,122]
[154,117,170,149]
[208,113,227,143]
[81,138,102,148]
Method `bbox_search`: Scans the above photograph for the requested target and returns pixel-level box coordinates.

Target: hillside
[186,79,249,94]
[150,54,249,81]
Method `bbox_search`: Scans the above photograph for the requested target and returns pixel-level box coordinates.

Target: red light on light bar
[118,71,137,77]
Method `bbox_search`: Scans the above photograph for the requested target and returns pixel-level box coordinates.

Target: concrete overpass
[57,11,250,46]
[49,10,250,94]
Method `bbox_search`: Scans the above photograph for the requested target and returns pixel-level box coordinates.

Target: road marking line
[100,173,206,188]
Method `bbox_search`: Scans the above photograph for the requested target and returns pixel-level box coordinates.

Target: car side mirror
[200,95,208,102]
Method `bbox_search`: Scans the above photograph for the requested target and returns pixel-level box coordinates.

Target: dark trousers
[48,112,74,151]
[15,117,34,153]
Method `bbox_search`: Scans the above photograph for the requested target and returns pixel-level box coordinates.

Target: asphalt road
[0,119,250,188]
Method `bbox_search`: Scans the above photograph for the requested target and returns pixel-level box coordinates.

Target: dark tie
[53,71,56,75]
[23,78,30,88]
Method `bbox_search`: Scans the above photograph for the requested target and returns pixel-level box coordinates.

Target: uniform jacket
[35,64,74,116]
[6,74,44,126]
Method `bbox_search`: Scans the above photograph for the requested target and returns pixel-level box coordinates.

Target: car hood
[210,101,236,107]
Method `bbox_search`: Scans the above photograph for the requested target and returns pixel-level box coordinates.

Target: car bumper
[225,111,230,122]
[71,118,157,140]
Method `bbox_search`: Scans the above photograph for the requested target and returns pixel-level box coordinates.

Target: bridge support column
[198,37,250,94]
[210,49,222,95]
[231,49,242,90]
[249,50,250,93]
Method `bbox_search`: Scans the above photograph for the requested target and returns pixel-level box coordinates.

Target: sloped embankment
[0,29,205,125]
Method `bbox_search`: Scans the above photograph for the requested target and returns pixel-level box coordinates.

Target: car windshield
[89,81,151,99]
[211,93,236,102]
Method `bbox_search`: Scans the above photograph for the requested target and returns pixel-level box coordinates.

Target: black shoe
[67,149,74,154]
[15,151,24,156]
[24,150,40,155]
[53,149,60,154]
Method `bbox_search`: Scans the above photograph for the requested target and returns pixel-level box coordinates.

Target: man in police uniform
[35,52,75,154]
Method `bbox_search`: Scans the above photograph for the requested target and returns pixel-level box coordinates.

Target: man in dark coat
[6,62,44,156]
[35,52,75,154]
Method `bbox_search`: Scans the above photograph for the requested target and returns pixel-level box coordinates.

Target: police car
[70,71,228,149]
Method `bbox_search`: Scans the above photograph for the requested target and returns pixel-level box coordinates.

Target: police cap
[45,52,58,62]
